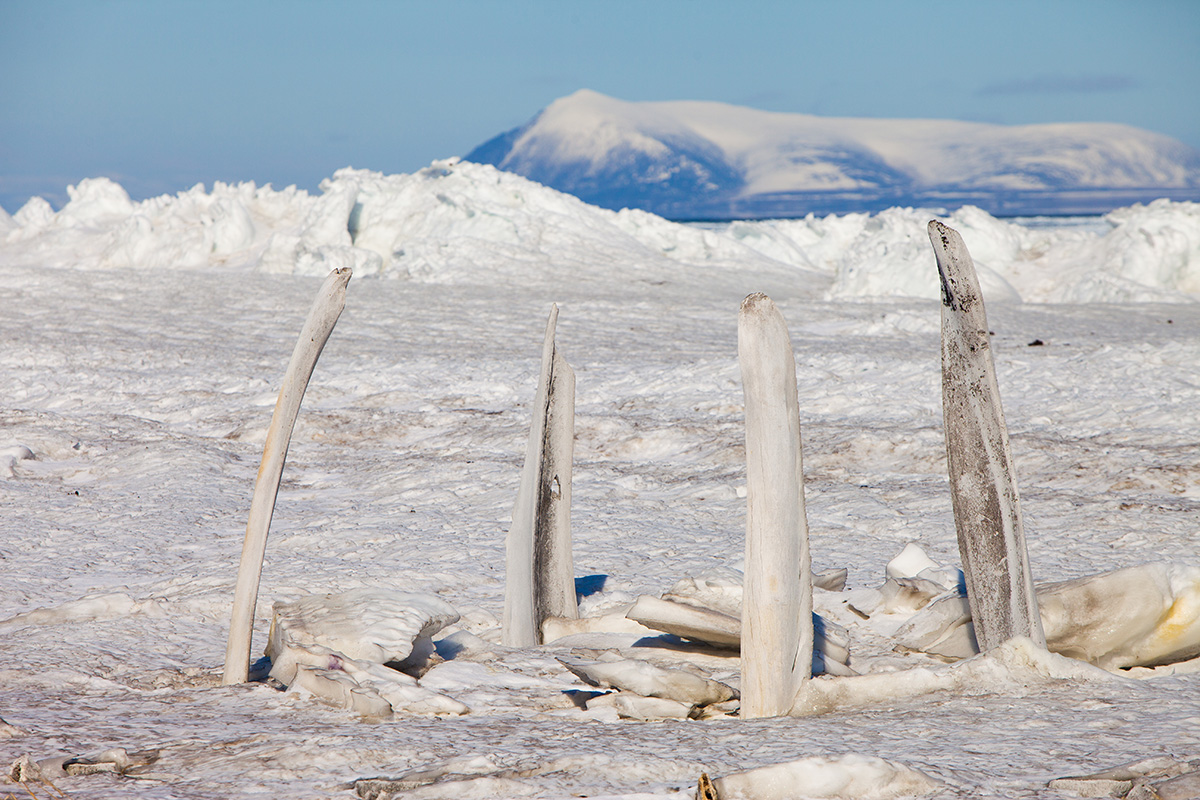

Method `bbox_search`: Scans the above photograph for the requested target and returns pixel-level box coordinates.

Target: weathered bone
[503,304,577,646]
[930,221,1045,652]
[222,267,352,684]
[737,292,813,717]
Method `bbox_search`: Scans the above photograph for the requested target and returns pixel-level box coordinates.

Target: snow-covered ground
[1,160,1199,799]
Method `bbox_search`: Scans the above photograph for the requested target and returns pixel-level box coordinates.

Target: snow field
[0,163,1198,798]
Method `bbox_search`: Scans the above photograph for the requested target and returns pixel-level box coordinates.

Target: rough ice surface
[267,588,459,666]
[1,162,1199,798]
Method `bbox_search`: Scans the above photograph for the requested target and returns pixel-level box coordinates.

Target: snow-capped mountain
[465,89,1200,218]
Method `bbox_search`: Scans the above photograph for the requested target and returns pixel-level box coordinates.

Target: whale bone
[931,220,1045,652]
[503,304,577,647]
[223,267,352,684]
[737,292,813,718]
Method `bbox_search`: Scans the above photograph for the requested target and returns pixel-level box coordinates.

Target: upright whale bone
[222,267,352,685]
[503,304,577,647]
[929,220,1045,652]
[737,292,813,718]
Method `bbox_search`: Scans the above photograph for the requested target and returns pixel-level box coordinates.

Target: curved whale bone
[503,304,577,647]
[222,267,352,685]
[930,220,1045,652]
[737,292,814,717]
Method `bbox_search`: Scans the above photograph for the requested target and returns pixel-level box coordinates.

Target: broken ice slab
[1049,756,1200,799]
[266,588,459,667]
[624,594,854,676]
[895,562,1200,669]
[584,691,695,720]
[263,588,468,717]
[558,653,737,708]
[702,754,942,799]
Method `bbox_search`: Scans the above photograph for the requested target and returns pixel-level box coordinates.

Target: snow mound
[0,160,820,297]
[727,200,1200,302]
[792,638,1119,716]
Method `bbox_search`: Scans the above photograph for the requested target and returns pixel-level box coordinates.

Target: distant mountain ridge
[465,89,1200,219]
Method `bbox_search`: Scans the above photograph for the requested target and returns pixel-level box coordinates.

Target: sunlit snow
[1,160,1199,798]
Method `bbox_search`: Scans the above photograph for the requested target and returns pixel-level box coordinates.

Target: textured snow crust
[1,165,1199,799]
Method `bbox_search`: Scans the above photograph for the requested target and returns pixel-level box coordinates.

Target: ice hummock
[4,160,1200,303]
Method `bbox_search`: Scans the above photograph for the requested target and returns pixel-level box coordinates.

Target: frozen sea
[1,161,1199,799]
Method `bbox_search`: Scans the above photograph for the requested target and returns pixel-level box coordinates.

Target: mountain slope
[466,90,1200,218]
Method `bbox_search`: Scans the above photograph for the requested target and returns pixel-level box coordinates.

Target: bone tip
[927,220,960,252]
[740,291,773,315]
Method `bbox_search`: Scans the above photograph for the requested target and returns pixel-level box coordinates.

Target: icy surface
[0,164,1199,798]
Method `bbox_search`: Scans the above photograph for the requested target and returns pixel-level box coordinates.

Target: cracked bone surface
[223,267,352,685]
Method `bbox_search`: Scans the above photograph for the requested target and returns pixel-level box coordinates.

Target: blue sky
[2,0,1198,212]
